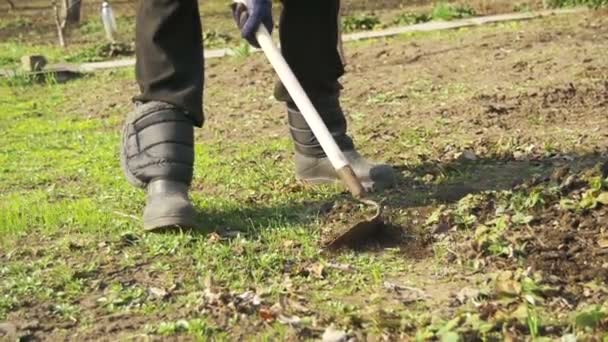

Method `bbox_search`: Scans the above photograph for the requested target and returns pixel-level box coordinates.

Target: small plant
[431,2,476,21]
[342,14,380,33]
[151,319,218,338]
[475,216,510,256]
[203,30,233,48]
[560,176,608,212]
[391,12,432,26]
[97,283,146,312]
[572,305,607,332]
[230,41,252,59]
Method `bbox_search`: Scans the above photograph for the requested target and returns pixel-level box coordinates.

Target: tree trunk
[53,0,67,47]
[63,0,82,25]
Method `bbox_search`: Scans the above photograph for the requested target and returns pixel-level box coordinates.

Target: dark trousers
[134,0,345,127]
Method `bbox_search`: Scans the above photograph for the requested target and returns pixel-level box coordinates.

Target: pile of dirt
[451,163,608,283]
[319,199,383,248]
[524,188,608,284]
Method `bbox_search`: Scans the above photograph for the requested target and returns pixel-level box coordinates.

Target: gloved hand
[231,0,273,48]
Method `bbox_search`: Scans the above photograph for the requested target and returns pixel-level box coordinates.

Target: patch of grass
[0,16,32,31]
[230,41,252,58]
[548,0,608,8]
[150,319,223,339]
[431,2,476,21]
[0,42,67,68]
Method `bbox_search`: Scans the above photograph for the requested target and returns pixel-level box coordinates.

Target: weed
[97,283,147,312]
[51,303,80,321]
[230,41,252,58]
[391,12,432,26]
[203,29,233,48]
[431,2,476,21]
[342,14,381,33]
[152,319,221,338]
[572,305,607,332]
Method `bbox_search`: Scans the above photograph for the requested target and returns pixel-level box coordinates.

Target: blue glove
[231,0,273,48]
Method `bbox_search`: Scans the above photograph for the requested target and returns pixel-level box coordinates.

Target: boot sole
[144,216,198,233]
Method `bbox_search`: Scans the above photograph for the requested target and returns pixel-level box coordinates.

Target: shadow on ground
[188,152,606,252]
[384,152,606,208]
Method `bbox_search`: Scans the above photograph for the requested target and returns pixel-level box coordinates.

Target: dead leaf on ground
[494,271,522,296]
[148,287,168,299]
[456,287,482,305]
[327,262,354,272]
[384,281,429,303]
[282,240,301,249]
[596,192,608,205]
[299,262,326,279]
[322,325,348,342]
[207,232,222,243]
[259,307,276,322]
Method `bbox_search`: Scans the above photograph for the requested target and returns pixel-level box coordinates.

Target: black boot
[143,179,197,231]
[287,95,395,191]
[121,101,197,232]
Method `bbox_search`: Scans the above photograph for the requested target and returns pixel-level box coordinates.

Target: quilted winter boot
[287,95,395,191]
[120,101,198,232]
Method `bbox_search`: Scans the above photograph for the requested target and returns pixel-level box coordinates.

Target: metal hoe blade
[324,198,384,250]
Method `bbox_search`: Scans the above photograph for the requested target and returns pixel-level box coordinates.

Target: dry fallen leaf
[384,281,429,303]
[148,287,168,299]
[207,232,222,244]
[456,287,481,305]
[282,240,301,249]
[495,272,522,296]
[598,237,608,249]
[327,262,354,272]
[259,307,276,322]
[299,262,326,279]
[322,325,348,342]
[596,192,608,205]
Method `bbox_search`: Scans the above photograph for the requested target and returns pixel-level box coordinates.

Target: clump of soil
[526,207,608,283]
[455,164,608,284]
[320,199,402,250]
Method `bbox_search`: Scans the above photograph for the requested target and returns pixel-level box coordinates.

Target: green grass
[430,2,476,21]
[548,0,608,8]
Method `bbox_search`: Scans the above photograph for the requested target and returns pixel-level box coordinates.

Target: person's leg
[277,0,344,100]
[277,0,395,190]
[121,0,204,231]
[134,0,204,126]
